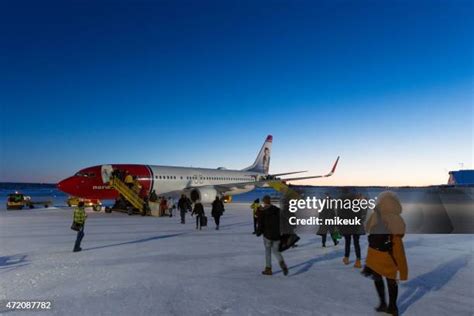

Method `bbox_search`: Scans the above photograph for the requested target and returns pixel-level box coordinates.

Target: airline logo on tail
[242,135,273,174]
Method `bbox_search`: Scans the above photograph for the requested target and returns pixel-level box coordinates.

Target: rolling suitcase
[200,215,208,227]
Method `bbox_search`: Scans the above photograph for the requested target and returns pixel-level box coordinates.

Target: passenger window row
[153,175,249,181]
[155,175,178,180]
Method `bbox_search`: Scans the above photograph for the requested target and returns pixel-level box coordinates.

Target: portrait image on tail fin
[263,147,270,174]
[242,135,273,174]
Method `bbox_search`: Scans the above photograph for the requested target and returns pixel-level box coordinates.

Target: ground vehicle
[7,193,30,210]
[7,193,51,210]
[67,196,102,212]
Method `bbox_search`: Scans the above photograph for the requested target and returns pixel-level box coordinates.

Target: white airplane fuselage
[146,165,262,195]
[58,135,274,203]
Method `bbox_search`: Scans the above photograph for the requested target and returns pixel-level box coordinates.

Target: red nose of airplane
[57,176,80,196]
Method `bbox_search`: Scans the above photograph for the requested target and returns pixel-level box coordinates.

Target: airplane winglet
[328,156,340,176]
[275,156,340,182]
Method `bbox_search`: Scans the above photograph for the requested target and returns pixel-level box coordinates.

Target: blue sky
[0,0,472,185]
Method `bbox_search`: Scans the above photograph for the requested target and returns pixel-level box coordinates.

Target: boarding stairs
[267,180,301,199]
[109,176,144,212]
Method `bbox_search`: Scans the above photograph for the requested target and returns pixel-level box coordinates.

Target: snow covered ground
[0,204,473,316]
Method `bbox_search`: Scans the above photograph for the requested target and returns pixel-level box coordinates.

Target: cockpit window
[75,172,95,177]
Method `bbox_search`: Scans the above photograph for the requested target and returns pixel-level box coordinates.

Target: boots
[353,259,362,268]
[261,267,272,275]
[280,261,289,276]
[374,278,387,312]
[342,257,350,265]
[375,302,388,313]
[387,279,399,316]
[386,306,399,316]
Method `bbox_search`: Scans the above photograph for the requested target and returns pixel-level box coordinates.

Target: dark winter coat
[178,197,190,211]
[316,206,336,235]
[192,203,204,216]
[352,206,367,235]
[257,204,281,241]
[338,201,368,236]
[211,199,224,217]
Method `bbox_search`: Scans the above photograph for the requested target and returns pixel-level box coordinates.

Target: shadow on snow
[399,254,471,314]
[0,254,29,272]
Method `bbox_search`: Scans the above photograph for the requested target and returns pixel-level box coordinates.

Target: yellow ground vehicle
[7,193,51,210]
[67,196,102,212]
[7,193,30,210]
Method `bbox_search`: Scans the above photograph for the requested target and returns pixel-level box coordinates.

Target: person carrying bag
[362,191,408,316]
[71,201,88,252]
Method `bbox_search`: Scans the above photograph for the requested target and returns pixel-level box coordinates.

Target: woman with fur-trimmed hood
[362,191,408,316]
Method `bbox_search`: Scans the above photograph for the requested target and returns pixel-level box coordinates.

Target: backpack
[368,211,392,252]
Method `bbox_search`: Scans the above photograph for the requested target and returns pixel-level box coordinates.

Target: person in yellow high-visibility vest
[251,198,260,234]
[73,201,88,252]
[132,176,142,193]
[124,172,134,189]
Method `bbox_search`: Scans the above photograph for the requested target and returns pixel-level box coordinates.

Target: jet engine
[189,187,218,204]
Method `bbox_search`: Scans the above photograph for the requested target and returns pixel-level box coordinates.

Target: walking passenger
[341,193,368,268]
[132,176,142,193]
[211,196,225,230]
[124,171,134,188]
[168,196,175,217]
[149,190,158,202]
[159,197,168,217]
[256,195,288,276]
[362,191,408,316]
[316,194,338,247]
[72,201,87,252]
[142,196,150,216]
[178,194,189,224]
[251,198,260,234]
[192,200,205,230]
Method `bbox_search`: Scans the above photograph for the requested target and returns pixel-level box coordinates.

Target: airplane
[57,135,339,204]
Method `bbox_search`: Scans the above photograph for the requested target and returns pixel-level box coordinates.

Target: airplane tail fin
[242,135,272,174]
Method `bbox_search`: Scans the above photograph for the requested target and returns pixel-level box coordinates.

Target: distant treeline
[0,183,57,189]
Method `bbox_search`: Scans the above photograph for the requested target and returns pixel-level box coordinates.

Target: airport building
[447,169,474,186]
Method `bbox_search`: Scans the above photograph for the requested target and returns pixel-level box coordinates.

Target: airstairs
[109,176,145,212]
[267,180,301,199]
